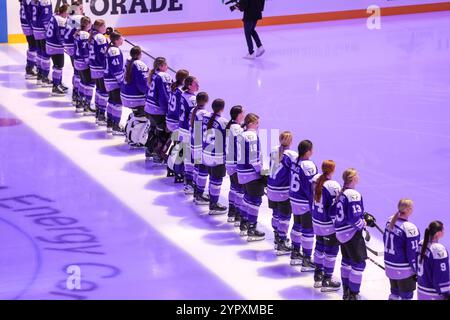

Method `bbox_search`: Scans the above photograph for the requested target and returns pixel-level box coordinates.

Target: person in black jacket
[238,0,265,59]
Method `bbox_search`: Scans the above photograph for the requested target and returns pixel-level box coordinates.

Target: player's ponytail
[74,16,91,38]
[125,46,142,84]
[336,168,358,202]
[190,92,209,129]
[148,57,167,87]
[57,3,70,15]
[243,113,259,131]
[314,160,336,203]
[182,76,196,92]
[207,99,225,130]
[171,69,189,92]
[388,199,413,230]
[226,105,243,130]
[296,140,313,164]
[89,19,105,43]
[420,220,444,264]
[278,131,292,162]
[107,31,122,51]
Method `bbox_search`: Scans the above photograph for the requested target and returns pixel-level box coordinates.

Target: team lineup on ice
[0,0,449,300]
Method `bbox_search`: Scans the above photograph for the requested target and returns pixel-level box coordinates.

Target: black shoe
[83,101,96,116]
[25,67,38,79]
[75,98,84,114]
[239,220,248,237]
[60,83,69,92]
[234,213,241,227]
[343,287,350,300]
[194,194,210,206]
[41,77,53,88]
[321,277,341,292]
[112,123,124,136]
[301,257,316,272]
[36,73,43,86]
[209,202,227,215]
[247,224,265,242]
[106,118,114,133]
[174,173,184,184]
[72,94,78,107]
[51,85,66,96]
[96,111,107,126]
[273,232,280,249]
[275,239,292,256]
[167,168,175,177]
[313,270,324,288]
[348,292,360,300]
[227,204,236,222]
[290,249,303,266]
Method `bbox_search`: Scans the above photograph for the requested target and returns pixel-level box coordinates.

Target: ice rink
[0,11,449,299]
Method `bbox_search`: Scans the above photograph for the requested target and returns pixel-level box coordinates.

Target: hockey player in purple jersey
[45,3,69,96]
[166,69,189,181]
[74,16,95,115]
[237,113,265,241]
[202,99,228,215]
[225,106,245,225]
[179,76,199,195]
[267,131,296,256]
[63,1,84,108]
[31,0,53,87]
[121,46,149,124]
[20,0,38,79]
[167,69,189,134]
[104,31,124,134]
[289,140,317,271]
[311,160,341,292]
[145,57,173,164]
[89,19,109,126]
[417,221,449,300]
[383,199,420,300]
[189,92,210,205]
[333,168,367,300]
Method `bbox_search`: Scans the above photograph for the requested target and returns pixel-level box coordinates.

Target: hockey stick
[122,37,178,74]
[367,256,385,271]
[364,228,384,256]
[366,245,384,257]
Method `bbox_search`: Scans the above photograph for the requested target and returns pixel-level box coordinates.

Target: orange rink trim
[8,2,450,43]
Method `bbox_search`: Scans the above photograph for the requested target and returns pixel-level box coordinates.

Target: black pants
[51,54,64,69]
[243,19,262,54]
[26,35,37,51]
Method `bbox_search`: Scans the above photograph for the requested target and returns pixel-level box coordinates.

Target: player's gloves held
[364,212,377,228]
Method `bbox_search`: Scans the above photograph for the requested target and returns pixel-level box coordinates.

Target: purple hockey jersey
[145,71,172,115]
[333,189,365,244]
[89,32,108,79]
[63,15,83,57]
[31,0,53,40]
[121,59,149,108]
[104,46,124,92]
[166,87,183,132]
[20,0,33,36]
[202,113,228,166]
[178,91,196,143]
[289,159,318,214]
[237,130,262,185]
[46,14,66,55]
[383,218,420,280]
[267,148,298,202]
[311,174,341,236]
[74,30,90,71]
[417,241,450,300]
[225,122,244,176]
[189,108,209,164]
